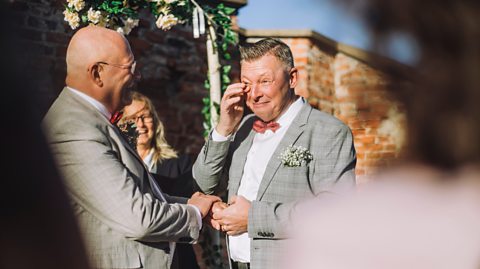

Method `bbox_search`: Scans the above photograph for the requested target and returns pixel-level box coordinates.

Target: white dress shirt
[212,97,305,262]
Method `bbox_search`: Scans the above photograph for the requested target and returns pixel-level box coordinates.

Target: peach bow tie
[252,119,280,134]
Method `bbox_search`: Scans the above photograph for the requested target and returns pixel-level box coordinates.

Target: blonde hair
[130,91,178,163]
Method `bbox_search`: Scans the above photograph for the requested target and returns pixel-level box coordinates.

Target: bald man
[42,26,218,269]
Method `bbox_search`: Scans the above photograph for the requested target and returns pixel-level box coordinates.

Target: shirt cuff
[188,204,203,229]
[212,128,232,142]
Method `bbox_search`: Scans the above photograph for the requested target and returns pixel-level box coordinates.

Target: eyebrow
[241,72,272,82]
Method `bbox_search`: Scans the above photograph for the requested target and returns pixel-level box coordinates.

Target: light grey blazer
[193,103,357,269]
[42,88,200,269]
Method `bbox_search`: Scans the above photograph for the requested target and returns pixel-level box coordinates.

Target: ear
[89,63,103,87]
[289,67,298,88]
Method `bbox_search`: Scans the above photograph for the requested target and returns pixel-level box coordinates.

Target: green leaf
[223,65,231,73]
[223,7,236,15]
[221,42,228,52]
[222,74,231,84]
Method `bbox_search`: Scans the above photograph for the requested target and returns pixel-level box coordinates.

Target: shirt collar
[67,86,112,120]
[143,148,155,169]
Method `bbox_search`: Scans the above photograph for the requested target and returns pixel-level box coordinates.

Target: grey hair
[239,38,295,70]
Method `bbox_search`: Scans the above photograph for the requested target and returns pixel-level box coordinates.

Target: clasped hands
[206,195,251,236]
[187,192,251,236]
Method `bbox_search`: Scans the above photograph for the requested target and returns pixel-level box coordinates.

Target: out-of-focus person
[0,2,90,269]
[121,91,200,269]
[287,0,480,268]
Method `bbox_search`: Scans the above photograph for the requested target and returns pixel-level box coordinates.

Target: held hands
[216,83,248,136]
[209,195,251,236]
[187,192,222,218]
[205,201,229,230]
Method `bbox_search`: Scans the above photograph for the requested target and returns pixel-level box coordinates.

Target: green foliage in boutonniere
[279,145,313,167]
[117,120,138,150]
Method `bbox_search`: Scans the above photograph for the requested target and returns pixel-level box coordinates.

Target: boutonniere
[117,119,139,150]
[279,145,313,167]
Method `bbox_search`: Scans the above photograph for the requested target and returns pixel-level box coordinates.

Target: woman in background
[121,91,199,269]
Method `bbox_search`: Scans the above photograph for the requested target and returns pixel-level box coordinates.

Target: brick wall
[332,54,405,183]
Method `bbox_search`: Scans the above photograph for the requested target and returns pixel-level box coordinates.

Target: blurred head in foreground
[286,1,480,268]
[358,0,480,170]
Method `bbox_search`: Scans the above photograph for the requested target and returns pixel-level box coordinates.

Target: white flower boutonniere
[279,145,313,167]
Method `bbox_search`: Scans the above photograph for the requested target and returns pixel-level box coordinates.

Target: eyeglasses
[97,60,136,74]
[128,114,153,124]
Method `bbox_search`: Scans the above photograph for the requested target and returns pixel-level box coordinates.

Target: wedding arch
[62,0,238,136]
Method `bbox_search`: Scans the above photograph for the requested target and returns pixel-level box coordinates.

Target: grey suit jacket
[42,88,200,269]
[193,103,356,269]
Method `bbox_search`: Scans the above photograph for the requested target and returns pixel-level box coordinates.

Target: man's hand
[216,83,247,136]
[187,192,221,218]
[205,201,228,230]
[213,195,251,236]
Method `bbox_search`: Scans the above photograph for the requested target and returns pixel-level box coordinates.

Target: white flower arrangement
[155,13,179,30]
[67,0,85,12]
[279,145,313,167]
[62,0,189,33]
[63,9,80,29]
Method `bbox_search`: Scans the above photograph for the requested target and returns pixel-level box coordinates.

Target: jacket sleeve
[192,136,231,195]
[47,124,201,244]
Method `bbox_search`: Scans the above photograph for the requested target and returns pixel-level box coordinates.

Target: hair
[130,91,178,163]
[239,38,295,71]
[348,0,480,170]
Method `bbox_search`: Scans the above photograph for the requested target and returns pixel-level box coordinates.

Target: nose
[136,117,145,127]
[249,84,262,101]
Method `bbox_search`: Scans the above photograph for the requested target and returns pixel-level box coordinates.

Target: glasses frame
[125,113,153,124]
[97,61,136,74]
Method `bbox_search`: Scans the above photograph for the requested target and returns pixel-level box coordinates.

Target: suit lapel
[63,88,164,199]
[255,104,313,201]
[108,120,167,200]
[229,129,256,199]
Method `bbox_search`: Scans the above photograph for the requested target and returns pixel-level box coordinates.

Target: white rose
[67,0,85,12]
[155,13,178,30]
[122,18,139,35]
[116,27,125,35]
[87,8,102,24]
[63,9,80,29]
[164,0,177,4]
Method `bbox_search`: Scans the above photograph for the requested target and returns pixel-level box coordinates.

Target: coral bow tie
[252,119,280,134]
[110,111,123,124]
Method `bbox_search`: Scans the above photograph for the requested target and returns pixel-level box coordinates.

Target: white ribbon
[198,7,205,34]
[192,6,200,38]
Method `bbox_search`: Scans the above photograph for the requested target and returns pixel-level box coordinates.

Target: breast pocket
[271,165,312,200]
